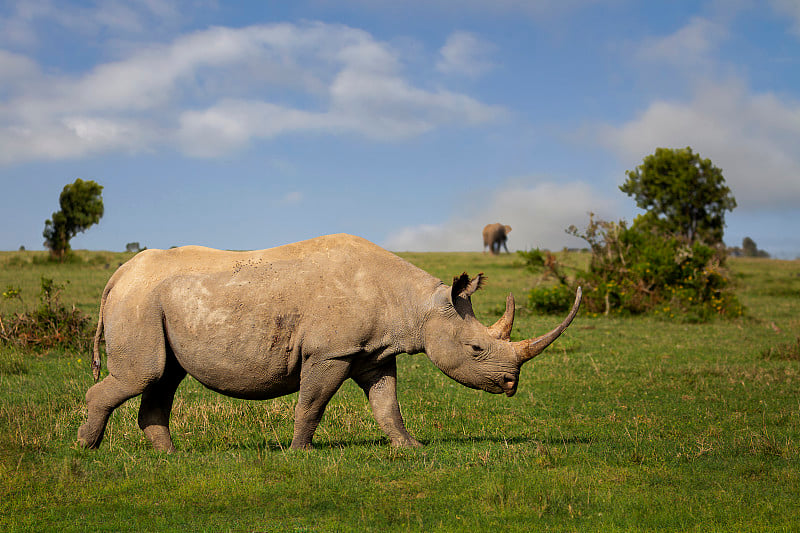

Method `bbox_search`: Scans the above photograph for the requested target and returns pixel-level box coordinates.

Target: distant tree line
[729,237,770,258]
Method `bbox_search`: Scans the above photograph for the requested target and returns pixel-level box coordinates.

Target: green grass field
[1,249,798,531]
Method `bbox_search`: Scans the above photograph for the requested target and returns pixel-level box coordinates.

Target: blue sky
[1,0,799,257]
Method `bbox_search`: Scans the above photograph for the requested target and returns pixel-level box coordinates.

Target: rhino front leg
[353,359,423,448]
[290,358,352,450]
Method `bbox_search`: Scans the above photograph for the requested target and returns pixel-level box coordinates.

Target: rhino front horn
[513,287,582,364]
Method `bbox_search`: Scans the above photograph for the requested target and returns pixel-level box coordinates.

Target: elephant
[483,223,512,254]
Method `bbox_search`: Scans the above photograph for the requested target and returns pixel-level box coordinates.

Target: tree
[741,237,770,258]
[742,237,758,257]
[620,147,737,245]
[43,179,104,259]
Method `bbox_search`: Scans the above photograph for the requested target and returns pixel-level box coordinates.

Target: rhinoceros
[78,234,580,451]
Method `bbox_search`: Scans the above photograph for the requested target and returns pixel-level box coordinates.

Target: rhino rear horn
[513,287,581,364]
[487,293,515,341]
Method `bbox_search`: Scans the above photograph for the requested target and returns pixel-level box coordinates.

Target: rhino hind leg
[137,356,186,452]
[353,360,422,448]
[78,375,144,449]
[79,308,172,450]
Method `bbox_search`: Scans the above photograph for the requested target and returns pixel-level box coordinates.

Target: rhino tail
[92,284,111,382]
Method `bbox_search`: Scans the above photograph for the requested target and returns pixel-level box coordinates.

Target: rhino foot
[391,436,423,448]
[77,423,102,449]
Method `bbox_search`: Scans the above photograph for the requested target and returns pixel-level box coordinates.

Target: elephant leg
[353,359,422,448]
[137,357,186,452]
[502,240,509,253]
[290,358,352,450]
[78,375,144,449]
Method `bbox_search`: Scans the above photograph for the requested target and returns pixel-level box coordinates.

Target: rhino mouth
[500,374,517,397]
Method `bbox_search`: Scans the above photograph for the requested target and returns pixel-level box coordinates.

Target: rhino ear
[452,272,486,300]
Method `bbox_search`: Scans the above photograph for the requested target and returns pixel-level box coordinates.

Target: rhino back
[105,235,426,313]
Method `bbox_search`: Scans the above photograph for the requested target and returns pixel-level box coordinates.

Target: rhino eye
[469,343,483,353]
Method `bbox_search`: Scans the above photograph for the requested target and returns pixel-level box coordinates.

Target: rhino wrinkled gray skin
[78,234,581,451]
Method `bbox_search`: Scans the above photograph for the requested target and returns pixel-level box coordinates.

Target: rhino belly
[176,348,301,400]
[164,311,303,400]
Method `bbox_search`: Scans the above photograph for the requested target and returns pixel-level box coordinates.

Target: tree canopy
[739,237,770,258]
[620,147,736,245]
[43,179,104,259]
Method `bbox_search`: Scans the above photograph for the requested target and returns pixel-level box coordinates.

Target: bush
[0,277,94,353]
[522,214,744,321]
[518,248,576,313]
[566,214,743,320]
[527,283,575,314]
[517,248,545,270]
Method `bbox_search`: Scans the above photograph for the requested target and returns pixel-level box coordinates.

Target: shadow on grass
[203,433,601,453]
[421,433,599,447]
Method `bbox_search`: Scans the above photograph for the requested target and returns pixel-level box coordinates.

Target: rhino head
[423,273,581,397]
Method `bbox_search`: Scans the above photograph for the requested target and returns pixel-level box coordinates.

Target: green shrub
[519,247,578,313]
[517,248,546,271]
[527,283,575,314]
[0,276,94,353]
[565,214,743,320]
[522,214,744,321]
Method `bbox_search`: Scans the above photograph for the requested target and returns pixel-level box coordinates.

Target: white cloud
[328,68,504,139]
[436,31,496,78]
[383,179,620,252]
[0,50,40,87]
[0,115,153,163]
[636,16,728,69]
[177,99,325,156]
[0,0,185,46]
[597,80,800,210]
[0,22,505,163]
